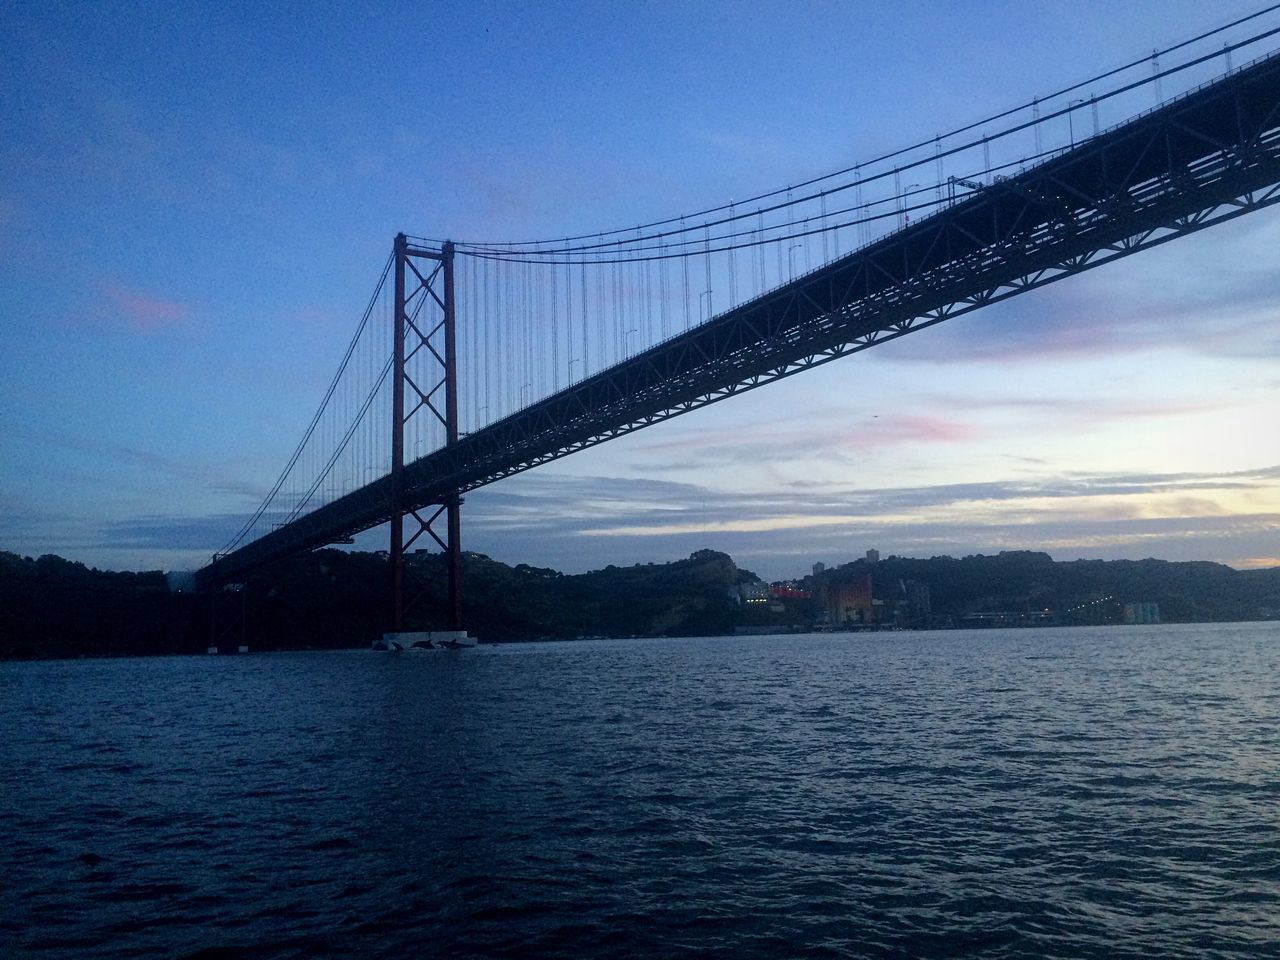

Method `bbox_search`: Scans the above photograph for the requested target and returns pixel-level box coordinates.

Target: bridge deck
[198,52,1280,590]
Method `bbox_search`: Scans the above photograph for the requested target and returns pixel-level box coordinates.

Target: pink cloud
[106,285,190,331]
[857,414,974,446]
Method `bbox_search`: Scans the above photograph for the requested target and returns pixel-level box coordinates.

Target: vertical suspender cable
[551,251,560,391]
[703,224,712,318]
[728,201,738,306]
[659,237,669,337]
[681,218,690,330]
[581,259,589,376]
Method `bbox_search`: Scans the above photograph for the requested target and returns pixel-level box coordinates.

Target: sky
[2,0,1279,582]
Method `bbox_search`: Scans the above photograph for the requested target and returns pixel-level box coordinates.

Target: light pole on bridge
[1068,99,1085,146]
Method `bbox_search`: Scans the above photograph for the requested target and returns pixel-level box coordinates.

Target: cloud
[470,464,1280,528]
[23,461,1278,577]
[631,412,975,471]
[98,513,255,551]
[883,253,1280,365]
[620,387,1242,476]
[933,391,1231,423]
[0,497,59,540]
[719,510,1280,569]
[466,474,705,533]
[450,464,1280,578]
[105,285,190,331]
[697,388,1249,477]
[1237,556,1280,569]
[9,428,269,501]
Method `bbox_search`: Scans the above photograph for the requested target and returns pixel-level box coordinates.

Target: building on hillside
[828,572,874,625]
[894,579,932,628]
[769,582,811,600]
[1123,601,1161,624]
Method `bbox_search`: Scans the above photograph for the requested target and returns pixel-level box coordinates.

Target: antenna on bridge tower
[389,232,465,641]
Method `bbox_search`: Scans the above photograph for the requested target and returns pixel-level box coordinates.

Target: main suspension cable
[412,5,1280,251]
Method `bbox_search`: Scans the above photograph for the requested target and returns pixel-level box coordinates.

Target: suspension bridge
[195,13,1280,638]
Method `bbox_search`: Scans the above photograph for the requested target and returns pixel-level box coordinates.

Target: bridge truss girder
[197,51,1280,591]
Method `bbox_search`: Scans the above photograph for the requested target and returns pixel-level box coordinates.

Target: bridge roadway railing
[197,51,1280,590]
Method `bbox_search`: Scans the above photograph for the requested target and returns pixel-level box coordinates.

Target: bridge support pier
[208,580,247,654]
[390,234,465,635]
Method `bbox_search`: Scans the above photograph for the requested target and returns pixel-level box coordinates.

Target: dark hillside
[2,547,1277,660]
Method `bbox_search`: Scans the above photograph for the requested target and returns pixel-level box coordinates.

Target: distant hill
[0,548,1276,660]
[0,552,185,659]
[811,551,1280,627]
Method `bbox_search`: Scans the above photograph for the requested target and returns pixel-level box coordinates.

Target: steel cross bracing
[196,51,1280,590]
[389,234,462,631]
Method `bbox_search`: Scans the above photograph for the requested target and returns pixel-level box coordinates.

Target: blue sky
[2,0,1278,581]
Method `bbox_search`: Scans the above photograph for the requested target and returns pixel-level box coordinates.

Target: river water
[2,622,1277,959]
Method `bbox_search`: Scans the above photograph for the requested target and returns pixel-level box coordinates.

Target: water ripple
[2,622,1278,958]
